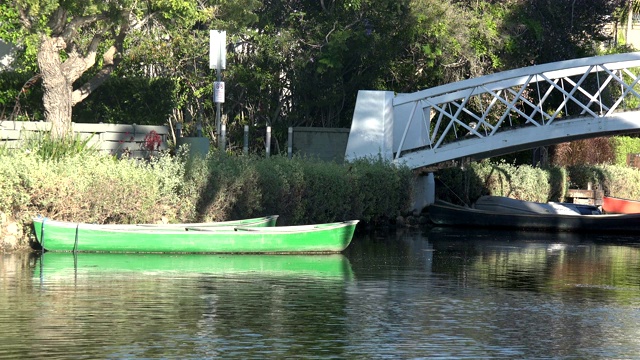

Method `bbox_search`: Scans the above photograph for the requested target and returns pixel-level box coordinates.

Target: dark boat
[473,195,601,215]
[428,200,640,233]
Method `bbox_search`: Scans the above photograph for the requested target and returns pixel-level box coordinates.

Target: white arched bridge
[345,52,640,170]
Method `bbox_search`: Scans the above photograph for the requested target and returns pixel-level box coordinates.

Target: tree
[387,0,508,92]
[0,0,214,138]
[500,0,624,67]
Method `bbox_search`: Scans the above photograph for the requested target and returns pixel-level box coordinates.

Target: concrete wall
[344,91,394,162]
[0,120,169,159]
[292,127,350,162]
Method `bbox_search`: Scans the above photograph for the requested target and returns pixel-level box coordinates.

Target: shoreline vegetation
[0,145,415,252]
[3,137,640,253]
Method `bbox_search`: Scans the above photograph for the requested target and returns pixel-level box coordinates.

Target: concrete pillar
[426,172,435,205]
[412,172,436,212]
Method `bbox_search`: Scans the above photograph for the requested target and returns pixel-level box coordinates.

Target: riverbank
[4,146,640,253]
[0,149,414,252]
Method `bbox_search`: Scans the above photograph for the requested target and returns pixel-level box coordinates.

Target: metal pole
[243,125,249,155]
[220,124,226,151]
[216,69,221,144]
[288,127,293,159]
[266,126,271,158]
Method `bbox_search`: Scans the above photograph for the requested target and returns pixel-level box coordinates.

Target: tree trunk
[37,35,73,139]
[627,0,634,45]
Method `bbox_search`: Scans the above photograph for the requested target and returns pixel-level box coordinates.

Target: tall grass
[21,131,99,160]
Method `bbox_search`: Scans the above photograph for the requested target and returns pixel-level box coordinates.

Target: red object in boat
[602,196,640,214]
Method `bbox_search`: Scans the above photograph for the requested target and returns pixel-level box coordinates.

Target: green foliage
[565,163,640,200]
[611,136,640,166]
[0,152,180,225]
[72,77,178,125]
[566,164,610,190]
[436,160,567,204]
[501,0,619,67]
[346,157,414,222]
[0,72,43,120]
[180,153,414,224]
[0,0,628,148]
[598,164,640,199]
[21,131,99,161]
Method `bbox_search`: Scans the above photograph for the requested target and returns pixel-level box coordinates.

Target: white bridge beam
[399,113,640,169]
[345,52,640,170]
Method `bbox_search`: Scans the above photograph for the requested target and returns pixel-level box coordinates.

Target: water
[2,227,640,359]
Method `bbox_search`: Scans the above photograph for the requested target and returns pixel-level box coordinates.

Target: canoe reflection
[35,252,354,281]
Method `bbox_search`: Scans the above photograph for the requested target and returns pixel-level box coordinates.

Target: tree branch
[71,12,131,105]
[48,8,68,35]
[60,14,107,41]
[17,4,32,29]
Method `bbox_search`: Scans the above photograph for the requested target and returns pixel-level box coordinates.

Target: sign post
[210,30,226,146]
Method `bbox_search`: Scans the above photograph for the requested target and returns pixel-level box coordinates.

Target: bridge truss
[387,52,640,169]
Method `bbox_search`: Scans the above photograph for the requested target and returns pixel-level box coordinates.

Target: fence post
[219,124,226,151]
[266,126,271,158]
[243,125,249,155]
[288,127,293,159]
[176,123,182,138]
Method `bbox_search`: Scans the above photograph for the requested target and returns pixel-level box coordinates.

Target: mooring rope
[73,223,80,253]
[40,217,46,251]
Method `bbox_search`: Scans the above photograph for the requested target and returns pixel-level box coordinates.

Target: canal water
[2,227,640,359]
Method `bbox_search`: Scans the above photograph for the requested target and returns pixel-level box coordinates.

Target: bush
[552,137,615,166]
[611,136,640,166]
[567,164,640,200]
[436,159,567,204]
[72,77,178,125]
[2,140,415,251]
[0,151,180,225]
[179,153,414,225]
[0,71,44,120]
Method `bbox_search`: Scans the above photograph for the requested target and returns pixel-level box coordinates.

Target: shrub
[72,77,177,125]
[2,146,416,250]
[611,136,640,166]
[21,131,99,161]
[436,159,567,204]
[552,137,615,166]
[0,71,44,120]
[179,153,414,225]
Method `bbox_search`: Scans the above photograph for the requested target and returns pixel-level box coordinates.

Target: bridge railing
[392,52,640,167]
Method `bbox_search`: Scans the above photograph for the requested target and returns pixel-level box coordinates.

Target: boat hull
[602,196,640,214]
[429,200,640,233]
[33,218,359,253]
[474,195,600,215]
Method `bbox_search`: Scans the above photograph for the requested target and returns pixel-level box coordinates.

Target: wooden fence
[1,120,352,161]
[0,120,169,159]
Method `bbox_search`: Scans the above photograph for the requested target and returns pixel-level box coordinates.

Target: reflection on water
[2,228,640,358]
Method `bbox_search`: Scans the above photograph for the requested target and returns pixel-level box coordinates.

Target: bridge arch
[345,52,640,170]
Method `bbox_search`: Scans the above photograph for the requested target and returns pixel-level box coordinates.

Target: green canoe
[36,215,279,232]
[35,252,354,280]
[33,218,359,254]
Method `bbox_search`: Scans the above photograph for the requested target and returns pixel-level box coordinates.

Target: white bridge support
[345,52,640,211]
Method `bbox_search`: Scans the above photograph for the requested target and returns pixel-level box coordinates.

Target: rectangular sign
[214,81,225,103]
[209,30,226,69]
